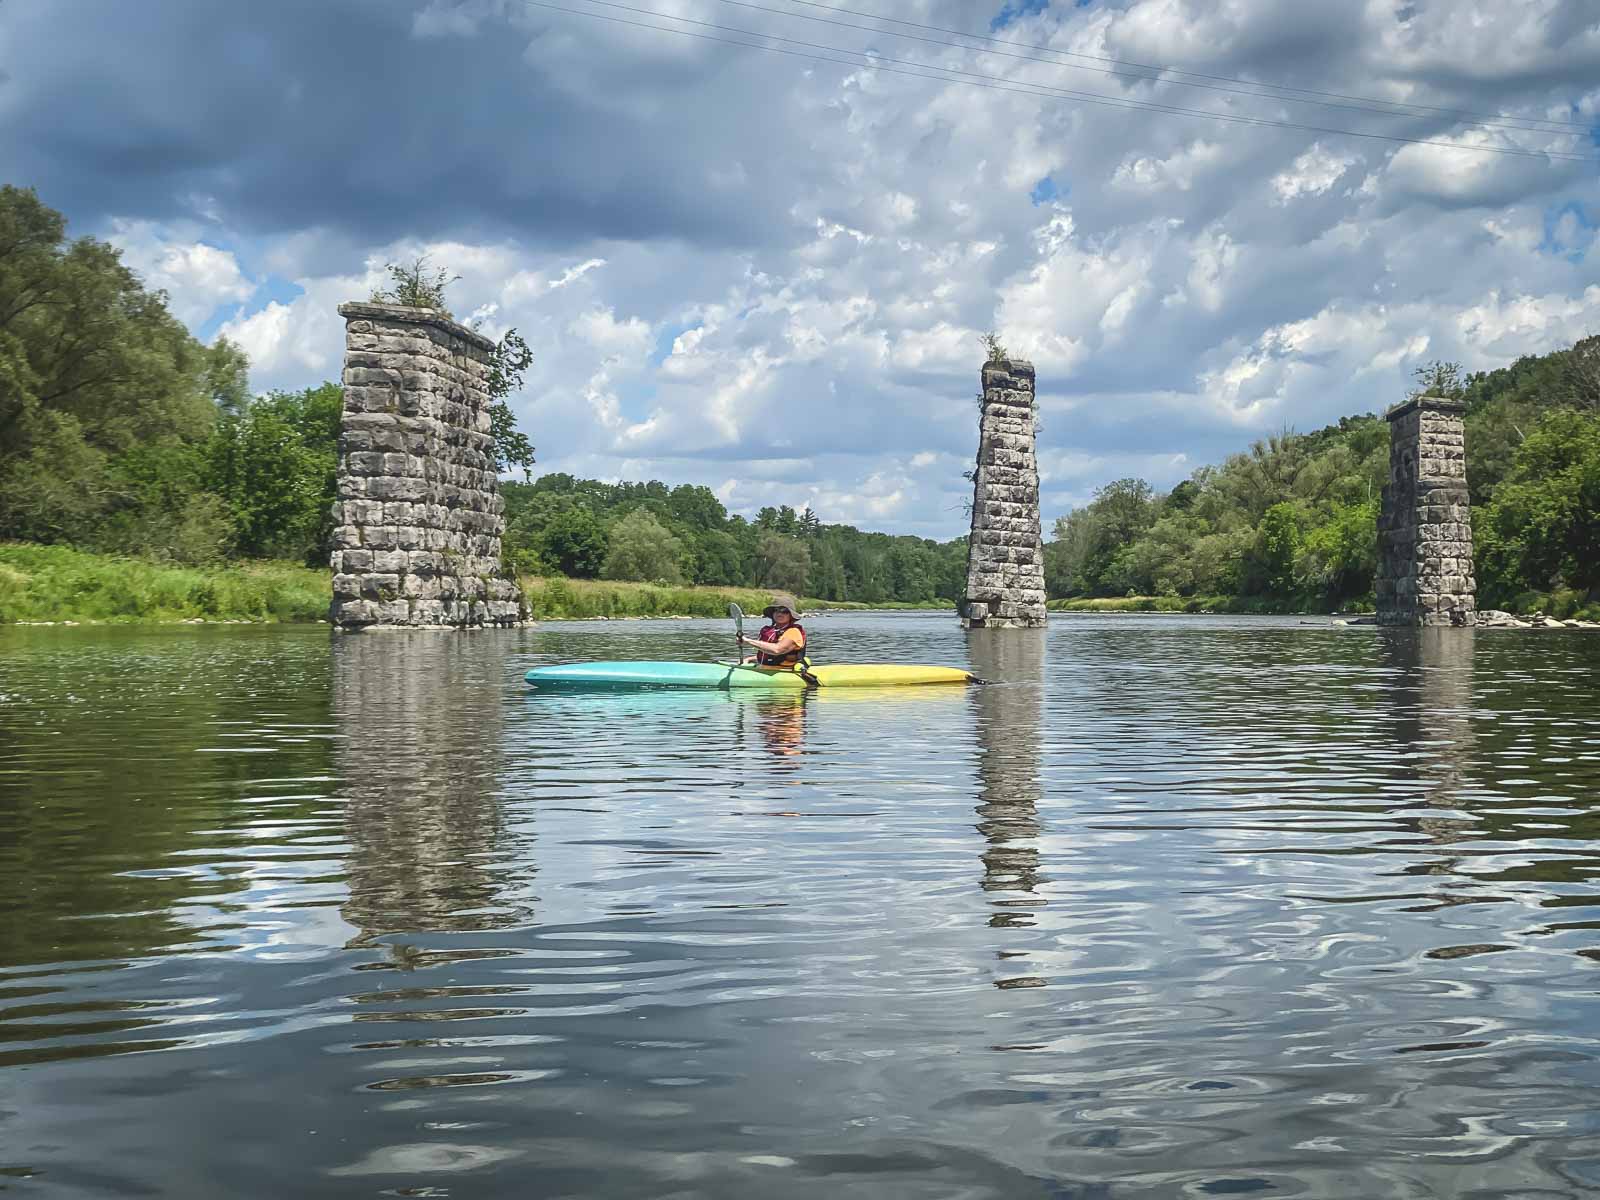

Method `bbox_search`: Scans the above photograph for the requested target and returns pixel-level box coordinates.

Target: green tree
[1244,503,1304,595]
[370,254,459,313]
[755,532,810,593]
[1410,359,1466,399]
[0,185,222,544]
[601,508,687,584]
[668,484,729,531]
[541,507,609,577]
[1296,498,1378,604]
[206,384,341,561]
[486,328,535,480]
[1477,409,1600,598]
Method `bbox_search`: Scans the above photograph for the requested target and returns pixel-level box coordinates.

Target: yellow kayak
[525,661,975,689]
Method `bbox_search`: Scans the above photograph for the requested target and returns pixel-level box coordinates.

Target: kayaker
[739,592,808,669]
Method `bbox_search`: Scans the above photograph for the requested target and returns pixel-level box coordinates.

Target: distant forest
[500,478,967,604]
[3,183,1595,612]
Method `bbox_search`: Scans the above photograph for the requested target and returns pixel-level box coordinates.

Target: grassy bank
[0,543,962,625]
[517,575,953,619]
[0,543,328,625]
[1046,595,1375,615]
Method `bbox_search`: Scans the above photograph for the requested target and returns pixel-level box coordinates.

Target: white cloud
[51,0,1600,534]
[1272,144,1356,203]
[1454,285,1600,358]
[569,306,652,359]
[107,220,254,326]
[1113,140,1227,193]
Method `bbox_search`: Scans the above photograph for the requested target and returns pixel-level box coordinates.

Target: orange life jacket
[756,622,806,668]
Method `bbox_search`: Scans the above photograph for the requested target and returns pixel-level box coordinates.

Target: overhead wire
[714,0,1592,139]
[511,0,1600,164]
[770,0,1599,136]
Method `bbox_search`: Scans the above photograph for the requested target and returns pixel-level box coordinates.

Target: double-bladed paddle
[728,602,744,664]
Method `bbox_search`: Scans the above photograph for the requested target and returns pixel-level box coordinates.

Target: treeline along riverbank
[1048,352,1600,617]
[2,183,1596,625]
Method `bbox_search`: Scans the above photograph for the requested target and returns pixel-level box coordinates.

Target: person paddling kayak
[739,592,807,669]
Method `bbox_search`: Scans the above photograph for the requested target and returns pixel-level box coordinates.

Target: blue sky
[2,0,1596,537]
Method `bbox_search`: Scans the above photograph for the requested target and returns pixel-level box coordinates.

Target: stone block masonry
[329,302,525,628]
[1376,394,1475,627]
[962,359,1047,628]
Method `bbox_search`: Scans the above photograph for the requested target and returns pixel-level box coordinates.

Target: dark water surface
[3,615,1599,1198]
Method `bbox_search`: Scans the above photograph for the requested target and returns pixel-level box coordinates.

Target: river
[2,614,1598,1197]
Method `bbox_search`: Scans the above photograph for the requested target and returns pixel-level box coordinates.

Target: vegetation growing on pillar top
[372,254,537,482]
[369,254,460,314]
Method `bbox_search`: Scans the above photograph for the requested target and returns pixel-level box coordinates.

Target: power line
[718,0,1592,138]
[771,0,1599,135]
[516,0,1600,164]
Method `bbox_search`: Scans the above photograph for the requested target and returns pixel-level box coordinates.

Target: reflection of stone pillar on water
[333,634,520,945]
[967,631,1047,957]
[1385,627,1477,859]
[961,359,1047,629]
[1376,394,1475,627]
[330,302,524,629]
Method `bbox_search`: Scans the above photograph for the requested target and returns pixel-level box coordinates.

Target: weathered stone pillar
[961,358,1047,628]
[1375,394,1475,627]
[330,302,525,628]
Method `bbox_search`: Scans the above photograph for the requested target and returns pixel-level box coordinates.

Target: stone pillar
[961,358,1047,628]
[1376,394,1475,627]
[330,302,525,629]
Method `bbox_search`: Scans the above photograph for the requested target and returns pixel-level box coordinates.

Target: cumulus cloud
[6,0,1599,534]
[107,220,254,326]
[1271,144,1357,203]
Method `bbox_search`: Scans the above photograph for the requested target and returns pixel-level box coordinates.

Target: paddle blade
[727,603,743,621]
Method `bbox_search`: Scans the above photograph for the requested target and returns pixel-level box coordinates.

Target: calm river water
[2,614,1599,1198]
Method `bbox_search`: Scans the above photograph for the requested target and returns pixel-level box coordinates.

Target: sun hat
[762,591,803,619]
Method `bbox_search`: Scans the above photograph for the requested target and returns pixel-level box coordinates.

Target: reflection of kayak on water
[524,661,975,690]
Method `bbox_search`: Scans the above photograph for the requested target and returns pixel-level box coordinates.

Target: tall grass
[0,544,959,625]
[0,543,328,624]
[518,576,953,619]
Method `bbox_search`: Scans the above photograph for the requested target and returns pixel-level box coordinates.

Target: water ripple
[1,618,1598,1197]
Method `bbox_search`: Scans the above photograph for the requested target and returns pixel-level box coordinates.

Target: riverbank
[0,545,955,625]
[1047,592,1600,622]
[0,544,328,624]
[1045,595,1355,615]
[8,546,1593,627]
[517,575,950,619]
